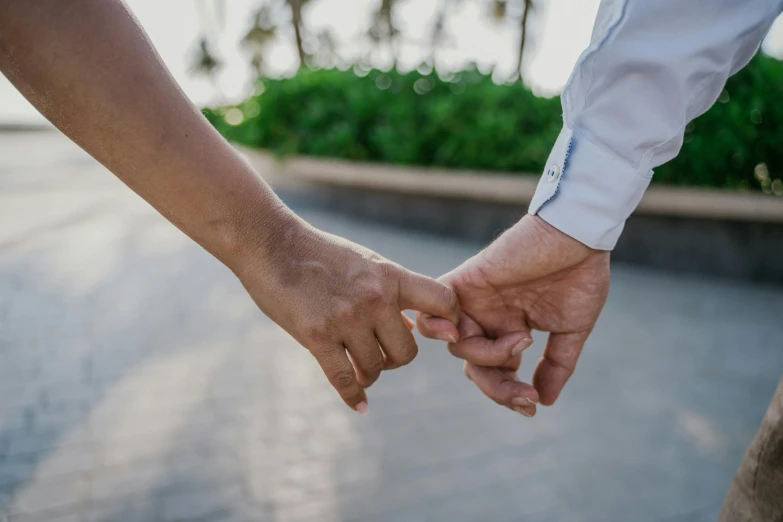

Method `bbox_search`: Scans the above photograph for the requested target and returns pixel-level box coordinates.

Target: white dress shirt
[528,0,783,250]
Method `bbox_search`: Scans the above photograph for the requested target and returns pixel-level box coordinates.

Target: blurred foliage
[490,0,535,78]
[286,0,311,67]
[204,66,561,173]
[657,53,783,193]
[368,0,401,65]
[242,5,277,77]
[204,53,783,192]
[189,37,223,81]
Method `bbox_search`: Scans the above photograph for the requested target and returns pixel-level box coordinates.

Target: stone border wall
[241,148,783,283]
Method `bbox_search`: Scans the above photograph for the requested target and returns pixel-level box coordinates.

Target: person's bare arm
[0,0,279,264]
[0,0,460,412]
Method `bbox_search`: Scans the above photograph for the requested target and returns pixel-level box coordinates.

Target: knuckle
[487,352,508,367]
[331,370,356,390]
[441,285,459,312]
[398,343,418,366]
[335,301,357,322]
[366,358,385,376]
[304,319,331,343]
[359,282,387,308]
[544,355,575,377]
[499,380,519,401]
[379,261,401,279]
[385,337,418,367]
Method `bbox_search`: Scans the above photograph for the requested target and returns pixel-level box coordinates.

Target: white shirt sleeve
[528,0,783,250]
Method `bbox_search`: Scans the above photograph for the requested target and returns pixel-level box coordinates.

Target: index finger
[398,270,460,327]
[532,331,590,406]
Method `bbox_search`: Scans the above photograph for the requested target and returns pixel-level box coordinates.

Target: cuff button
[546,164,560,182]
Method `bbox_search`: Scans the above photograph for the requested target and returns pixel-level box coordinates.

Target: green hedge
[205,54,783,193]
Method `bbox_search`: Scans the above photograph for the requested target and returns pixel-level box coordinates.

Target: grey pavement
[1,131,783,522]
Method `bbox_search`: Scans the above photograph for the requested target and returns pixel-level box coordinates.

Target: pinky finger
[312,346,368,414]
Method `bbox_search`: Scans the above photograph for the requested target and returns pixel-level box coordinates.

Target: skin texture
[238,216,460,409]
[418,215,610,417]
[0,0,459,412]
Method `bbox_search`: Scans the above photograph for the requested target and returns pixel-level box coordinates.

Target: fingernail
[511,396,537,407]
[355,401,368,415]
[437,334,457,344]
[514,406,534,417]
[511,338,533,357]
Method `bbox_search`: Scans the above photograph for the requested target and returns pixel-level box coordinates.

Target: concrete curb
[240,148,783,283]
[280,154,783,223]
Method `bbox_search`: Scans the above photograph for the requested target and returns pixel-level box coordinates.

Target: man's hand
[417,215,609,416]
[234,213,460,413]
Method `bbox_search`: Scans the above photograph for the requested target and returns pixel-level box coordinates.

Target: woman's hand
[0,0,458,414]
[233,212,461,413]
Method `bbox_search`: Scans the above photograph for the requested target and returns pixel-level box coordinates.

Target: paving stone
[83,500,158,522]
[8,509,83,522]
[2,131,783,521]
[9,511,82,522]
[7,476,88,516]
[0,460,35,491]
[161,483,245,522]
[29,445,99,481]
[207,502,270,522]
[88,462,167,505]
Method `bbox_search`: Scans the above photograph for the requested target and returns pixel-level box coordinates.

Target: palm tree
[188,36,223,99]
[191,0,225,98]
[430,0,462,70]
[242,4,278,78]
[516,0,533,78]
[368,0,400,66]
[193,0,226,40]
[285,0,310,68]
[314,29,341,68]
[490,0,535,80]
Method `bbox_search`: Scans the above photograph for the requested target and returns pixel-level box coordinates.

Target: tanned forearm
[0,0,289,267]
[0,0,461,412]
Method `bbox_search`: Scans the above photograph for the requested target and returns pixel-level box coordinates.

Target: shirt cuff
[528,126,653,250]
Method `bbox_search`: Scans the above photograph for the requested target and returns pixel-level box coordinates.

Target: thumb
[416,313,459,343]
[449,331,533,367]
[398,269,460,333]
[417,306,483,344]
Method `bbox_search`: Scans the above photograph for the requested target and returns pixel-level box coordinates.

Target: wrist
[486,214,605,276]
[528,127,649,250]
[523,214,597,256]
[213,194,304,276]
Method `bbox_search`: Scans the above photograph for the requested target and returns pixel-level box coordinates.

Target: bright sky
[2,0,783,124]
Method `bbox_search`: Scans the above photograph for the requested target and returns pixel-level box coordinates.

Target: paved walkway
[1,131,783,522]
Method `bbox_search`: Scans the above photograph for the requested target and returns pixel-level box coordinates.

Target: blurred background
[2,1,783,521]
[2,0,602,121]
